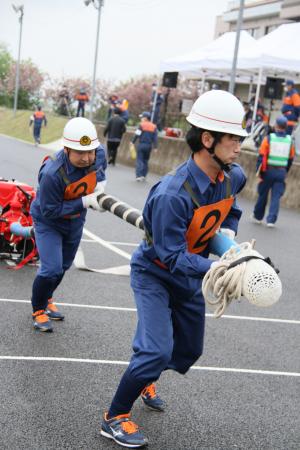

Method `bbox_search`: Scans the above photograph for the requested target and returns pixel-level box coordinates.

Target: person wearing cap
[103,107,127,165]
[281,79,300,134]
[131,111,158,182]
[100,90,247,448]
[75,88,89,117]
[29,105,47,146]
[30,117,107,332]
[116,98,130,124]
[252,115,295,227]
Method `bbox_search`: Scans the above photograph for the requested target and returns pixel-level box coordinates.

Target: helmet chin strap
[204,139,231,173]
[212,153,231,173]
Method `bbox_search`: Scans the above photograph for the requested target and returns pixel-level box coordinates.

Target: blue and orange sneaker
[32,310,53,332]
[141,383,164,412]
[46,299,64,321]
[101,412,148,448]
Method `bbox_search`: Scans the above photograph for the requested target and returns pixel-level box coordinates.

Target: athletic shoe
[141,383,164,412]
[136,176,145,182]
[46,299,64,321]
[101,412,148,448]
[32,310,53,332]
[250,213,262,224]
[266,223,275,228]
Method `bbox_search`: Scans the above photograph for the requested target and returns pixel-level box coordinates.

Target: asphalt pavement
[0,134,299,450]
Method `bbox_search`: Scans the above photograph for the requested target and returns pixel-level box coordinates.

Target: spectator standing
[58,85,71,117]
[150,83,164,130]
[131,111,158,181]
[243,101,253,133]
[281,79,300,135]
[75,88,89,117]
[117,98,129,124]
[103,108,126,165]
[252,115,295,227]
[29,106,47,146]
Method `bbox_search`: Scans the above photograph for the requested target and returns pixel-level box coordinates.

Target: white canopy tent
[160,25,300,132]
[246,23,300,131]
[160,31,265,131]
[160,30,262,75]
[254,23,300,73]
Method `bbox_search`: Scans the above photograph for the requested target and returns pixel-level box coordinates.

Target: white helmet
[187,90,248,137]
[62,117,100,151]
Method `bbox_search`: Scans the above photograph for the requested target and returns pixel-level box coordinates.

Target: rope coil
[202,240,282,318]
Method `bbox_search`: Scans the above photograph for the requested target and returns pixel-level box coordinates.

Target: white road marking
[80,239,138,246]
[107,242,139,247]
[0,356,298,377]
[0,298,299,324]
[82,227,132,260]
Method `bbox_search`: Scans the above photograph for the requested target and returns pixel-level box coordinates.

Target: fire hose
[5,188,282,314]
[82,192,282,316]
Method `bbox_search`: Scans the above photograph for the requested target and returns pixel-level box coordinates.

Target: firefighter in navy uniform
[131,111,158,181]
[100,90,248,448]
[29,105,47,145]
[30,117,107,332]
[75,88,89,117]
[252,115,295,227]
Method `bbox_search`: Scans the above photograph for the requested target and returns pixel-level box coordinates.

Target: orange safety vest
[150,175,233,269]
[43,154,97,217]
[34,111,45,119]
[184,178,233,254]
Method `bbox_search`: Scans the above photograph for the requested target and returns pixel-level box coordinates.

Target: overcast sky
[0,0,230,82]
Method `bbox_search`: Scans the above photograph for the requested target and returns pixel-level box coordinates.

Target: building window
[265,24,278,35]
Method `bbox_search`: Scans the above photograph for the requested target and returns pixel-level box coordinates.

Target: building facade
[215,0,300,38]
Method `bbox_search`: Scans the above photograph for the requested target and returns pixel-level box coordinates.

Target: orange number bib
[186,196,234,254]
[64,171,97,200]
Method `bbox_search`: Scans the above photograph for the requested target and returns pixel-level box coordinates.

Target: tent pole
[251,66,263,134]
[200,72,206,94]
[248,76,253,102]
[229,0,245,94]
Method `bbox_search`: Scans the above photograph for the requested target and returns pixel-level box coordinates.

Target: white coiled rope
[202,240,282,318]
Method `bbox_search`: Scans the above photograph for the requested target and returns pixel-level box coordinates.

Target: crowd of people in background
[30,78,299,224]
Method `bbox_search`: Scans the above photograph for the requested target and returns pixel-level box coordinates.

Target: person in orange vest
[131,111,158,181]
[29,106,47,146]
[116,98,129,123]
[100,90,247,448]
[281,79,300,134]
[252,115,295,227]
[75,88,89,117]
[30,117,107,332]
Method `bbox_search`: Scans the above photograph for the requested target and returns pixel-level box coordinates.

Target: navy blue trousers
[33,125,42,143]
[136,144,152,178]
[253,167,286,224]
[108,267,205,416]
[31,219,83,312]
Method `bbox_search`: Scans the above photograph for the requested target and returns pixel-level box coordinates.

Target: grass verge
[0,107,68,144]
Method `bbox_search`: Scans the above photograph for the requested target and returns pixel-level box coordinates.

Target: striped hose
[96,193,144,230]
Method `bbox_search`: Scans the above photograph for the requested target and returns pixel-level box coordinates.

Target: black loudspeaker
[264,77,284,100]
[162,72,178,88]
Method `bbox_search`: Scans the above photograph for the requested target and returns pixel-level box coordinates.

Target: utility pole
[229,0,245,94]
[84,0,104,121]
[12,4,24,117]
